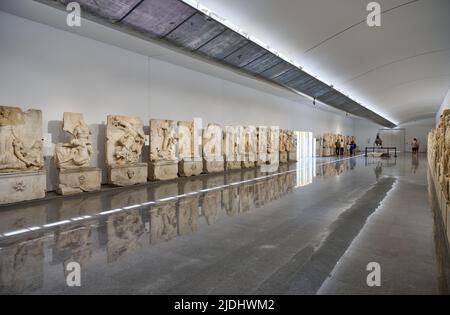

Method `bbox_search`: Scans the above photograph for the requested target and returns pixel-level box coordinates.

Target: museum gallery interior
[0,0,449,297]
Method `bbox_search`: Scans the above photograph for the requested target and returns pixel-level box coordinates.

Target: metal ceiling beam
[43,0,396,128]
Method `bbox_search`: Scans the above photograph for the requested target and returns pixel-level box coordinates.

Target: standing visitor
[335,139,340,156]
[349,141,357,156]
[339,138,345,156]
[411,138,419,154]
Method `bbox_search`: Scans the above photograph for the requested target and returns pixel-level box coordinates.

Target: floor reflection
[0,157,359,294]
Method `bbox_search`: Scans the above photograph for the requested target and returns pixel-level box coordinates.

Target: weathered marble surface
[149,119,178,180]
[150,119,178,162]
[106,115,145,166]
[108,163,147,186]
[0,106,45,204]
[0,106,44,173]
[428,110,450,249]
[286,130,297,162]
[242,126,257,168]
[178,121,202,177]
[55,113,101,195]
[106,115,146,185]
[57,167,101,195]
[224,125,243,170]
[202,123,224,173]
[257,127,269,165]
[55,112,93,169]
[0,171,46,205]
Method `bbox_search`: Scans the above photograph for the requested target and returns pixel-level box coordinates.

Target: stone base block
[179,159,203,177]
[108,163,147,186]
[203,159,224,174]
[280,152,288,163]
[0,171,46,205]
[57,168,101,196]
[226,161,242,170]
[242,161,256,168]
[149,161,178,181]
[288,152,297,162]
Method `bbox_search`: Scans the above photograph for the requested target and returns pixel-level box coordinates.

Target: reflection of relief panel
[54,194,102,220]
[53,226,93,276]
[0,107,45,205]
[239,184,255,213]
[151,182,178,201]
[0,237,45,294]
[201,191,222,225]
[150,202,177,244]
[0,204,47,235]
[254,181,267,208]
[222,186,239,217]
[106,211,146,263]
[108,186,148,210]
[178,196,199,236]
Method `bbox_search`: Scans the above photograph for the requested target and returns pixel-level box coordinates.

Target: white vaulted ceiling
[197,0,450,124]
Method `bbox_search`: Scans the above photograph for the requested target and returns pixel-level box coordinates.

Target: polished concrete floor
[0,154,449,295]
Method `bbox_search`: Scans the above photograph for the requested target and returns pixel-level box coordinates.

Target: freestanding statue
[178,120,202,177]
[55,112,101,195]
[202,123,224,173]
[148,119,178,181]
[0,106,46,204]
[106,115,146,186]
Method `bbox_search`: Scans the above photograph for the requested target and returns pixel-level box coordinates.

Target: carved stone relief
[149,119,178,180]
[106,115,146,186]
[178,121,202,177]
[202,123,224,173]
[0,106,45,204]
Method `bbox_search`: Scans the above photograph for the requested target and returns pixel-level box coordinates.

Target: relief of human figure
[56,113,93,169]
[203,124,222,160]
[0,107,44,172]
[110,116,145,165]
[151,120,178,161]
[441,112,450,200]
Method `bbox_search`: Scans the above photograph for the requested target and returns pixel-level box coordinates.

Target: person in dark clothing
[335,140,340,156]
[349,141,357,156]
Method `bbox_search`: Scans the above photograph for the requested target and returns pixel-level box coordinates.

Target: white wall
[354,118,434,153]
[0,11,355,190]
